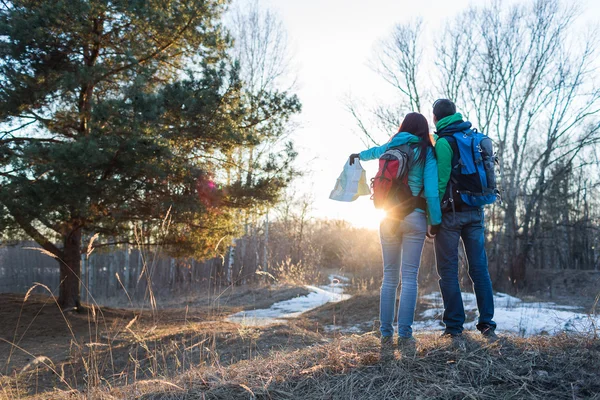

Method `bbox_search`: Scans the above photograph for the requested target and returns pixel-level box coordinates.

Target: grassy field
[1,286,599,399]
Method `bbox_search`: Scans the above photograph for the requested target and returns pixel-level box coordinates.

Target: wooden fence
[0,237,269,306]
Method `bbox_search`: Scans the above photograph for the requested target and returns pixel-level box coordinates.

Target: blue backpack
[441,128,499,209]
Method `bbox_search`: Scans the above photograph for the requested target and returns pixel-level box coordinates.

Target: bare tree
[229,0,294,95]
[435,8,478,110]
[461,0,600,285]
[225,0,300,204]
[375,18,425,113]
[344,96,385,147]
[343,20,426,146]
[220,1,302,281]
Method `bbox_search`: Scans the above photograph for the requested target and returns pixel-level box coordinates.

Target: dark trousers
[434,208,496,334]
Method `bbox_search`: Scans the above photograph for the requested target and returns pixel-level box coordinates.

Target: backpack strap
[402,143,427,210]
[438,134,461,177]
[382,143,426,228]
[389,143,418,165]
[439,134,464,212]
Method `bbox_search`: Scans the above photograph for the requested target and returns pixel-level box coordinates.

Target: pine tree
[0,0,300,309]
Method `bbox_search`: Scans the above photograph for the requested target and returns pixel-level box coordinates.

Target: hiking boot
[397,336,417,356]
[440,330,462,338]
[480,326,499,342]
[441,331,466,351]
[397,336,416,346]
[380,336,394,361]
[380,336,394,347]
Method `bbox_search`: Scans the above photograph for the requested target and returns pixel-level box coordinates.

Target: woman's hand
[349,153,360,165]
[427,224,440,239]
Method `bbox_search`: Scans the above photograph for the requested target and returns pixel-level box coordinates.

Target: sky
[256,0,600,229]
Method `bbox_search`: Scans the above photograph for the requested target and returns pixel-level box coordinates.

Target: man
[432,99,497,339]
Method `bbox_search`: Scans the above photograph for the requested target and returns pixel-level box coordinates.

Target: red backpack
[371,144,421,219]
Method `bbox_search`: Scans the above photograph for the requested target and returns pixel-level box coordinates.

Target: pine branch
[0,137,62,144]
[0,120,37,139]
[95,10,199,83]
[3,204,62,258]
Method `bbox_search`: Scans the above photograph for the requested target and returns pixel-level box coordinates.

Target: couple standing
[350,99,497,346]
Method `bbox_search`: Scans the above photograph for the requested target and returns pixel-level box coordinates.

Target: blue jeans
[434,208,496,334]
[379,210,427,338]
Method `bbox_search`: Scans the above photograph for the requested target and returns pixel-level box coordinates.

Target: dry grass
[0,286,319,399]
[25,332,596,400]
[3,285,598,399]
[0,212,321,400]
[2,288,599,400]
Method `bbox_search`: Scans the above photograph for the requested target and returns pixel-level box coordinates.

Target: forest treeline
[2,208,598,304]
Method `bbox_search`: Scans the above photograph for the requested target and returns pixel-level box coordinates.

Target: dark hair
[398,112,432,166]
[432,99,456,120]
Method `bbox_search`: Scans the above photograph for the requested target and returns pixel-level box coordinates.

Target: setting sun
[321,194,386,230]
[351,198,387,229]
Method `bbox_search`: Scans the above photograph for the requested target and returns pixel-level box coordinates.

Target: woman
[349,112,441,346]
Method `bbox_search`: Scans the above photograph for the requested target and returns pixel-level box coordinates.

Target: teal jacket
[359,132,442,226]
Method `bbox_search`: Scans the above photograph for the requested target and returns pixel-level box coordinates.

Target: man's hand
[427,224,440,239]
[349,153,360,165]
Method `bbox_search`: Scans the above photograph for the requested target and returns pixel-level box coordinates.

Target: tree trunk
[59,228,82,310]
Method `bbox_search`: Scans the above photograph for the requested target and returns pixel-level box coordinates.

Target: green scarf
[435,113,463,132]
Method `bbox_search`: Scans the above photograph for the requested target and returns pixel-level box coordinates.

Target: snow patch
[227,278,351,327]
[324,324,364,334]
[417,291,597,337]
